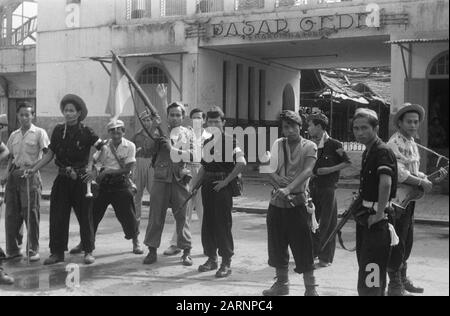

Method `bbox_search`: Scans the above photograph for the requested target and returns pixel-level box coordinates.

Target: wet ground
[0,201,448,296]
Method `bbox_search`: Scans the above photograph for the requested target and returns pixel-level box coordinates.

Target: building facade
[0,0,36,139]
[1,0,448,165]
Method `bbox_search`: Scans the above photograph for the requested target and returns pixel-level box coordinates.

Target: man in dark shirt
[191,106,247,279]
[27,94,103,266]
[307,113,351,268]
[352,108,398,296]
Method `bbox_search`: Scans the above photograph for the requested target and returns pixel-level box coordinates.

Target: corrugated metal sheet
[386,38,449,45]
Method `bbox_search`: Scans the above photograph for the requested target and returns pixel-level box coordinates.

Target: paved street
[0,200,448,296]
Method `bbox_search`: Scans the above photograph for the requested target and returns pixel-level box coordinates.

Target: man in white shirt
[89,120,139,259]
[387,103,447,296]
[4,102,50,262]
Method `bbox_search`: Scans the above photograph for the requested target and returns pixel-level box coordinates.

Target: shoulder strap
[282,138,288,175]
[109,141,126,169]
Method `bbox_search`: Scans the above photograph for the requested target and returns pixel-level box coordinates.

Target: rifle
[110,51,166,139]
[177,174,204,213]
[321,193,362,252]
[393,164,449,210]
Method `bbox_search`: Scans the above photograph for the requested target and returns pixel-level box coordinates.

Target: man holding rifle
[352,108,398,296]
[386,103,448,296]
[164,108,209,257]
[143,102,194,267]
[192,107,246,278]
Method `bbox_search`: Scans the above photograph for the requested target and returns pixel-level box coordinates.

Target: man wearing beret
[263,110,319,296]
[386,103,448,296]
[27,94,104,265]
[307,112,351,268]
[88,120,140,254]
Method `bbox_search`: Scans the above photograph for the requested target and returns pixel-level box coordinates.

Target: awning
[386,38,449,79]
[385,38,449,45]
[88,51,189,62]
[87,50,188,94]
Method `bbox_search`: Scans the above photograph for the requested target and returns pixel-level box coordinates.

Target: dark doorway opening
[427,79,449,193]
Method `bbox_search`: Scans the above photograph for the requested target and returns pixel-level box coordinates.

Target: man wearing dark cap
[263,110,319,296]
[352,108,398,296]
[26,94,104,265]
[89,120,140,255]
[386,103,447,296]
[307,112,351,268]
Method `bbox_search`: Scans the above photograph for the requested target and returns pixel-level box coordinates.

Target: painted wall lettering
[209,3,392,40]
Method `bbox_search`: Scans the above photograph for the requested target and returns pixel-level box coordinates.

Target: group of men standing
[0,94,447,297]
[0,96,247,285]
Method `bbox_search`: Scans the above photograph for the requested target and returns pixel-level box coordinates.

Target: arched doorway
[136,65,171,131]
[282,84,295,111]
[426,51,449,191]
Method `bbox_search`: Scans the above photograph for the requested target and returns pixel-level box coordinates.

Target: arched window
[428,51,449,78]
[138,66,169,85]
[136,65,171,118]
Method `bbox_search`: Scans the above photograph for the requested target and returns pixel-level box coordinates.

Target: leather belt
[362,200,393,209]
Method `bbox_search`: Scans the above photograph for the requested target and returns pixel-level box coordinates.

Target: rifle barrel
[111,51,165,137]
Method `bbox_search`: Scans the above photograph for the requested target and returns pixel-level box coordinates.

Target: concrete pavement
[0,200,448,296]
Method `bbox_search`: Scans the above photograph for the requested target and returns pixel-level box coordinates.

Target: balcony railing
[126,0,152,19]
[197,0,224,13]
[1,15,36,47]
[124,0,356,20]
[235,0,265,11]
[161,0,187,17]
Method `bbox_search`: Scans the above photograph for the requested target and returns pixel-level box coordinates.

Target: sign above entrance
[208,3,398,41]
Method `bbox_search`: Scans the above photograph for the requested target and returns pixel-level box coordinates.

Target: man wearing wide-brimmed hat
[387,103,448,296]
[0,114,14,285]
[26,94,105,266]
